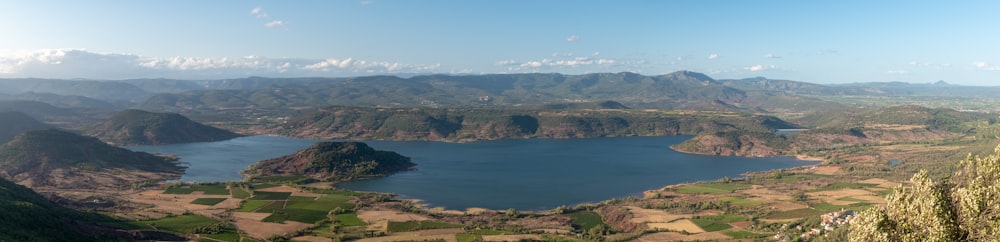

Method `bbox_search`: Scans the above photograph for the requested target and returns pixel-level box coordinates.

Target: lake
[128,135,815,210]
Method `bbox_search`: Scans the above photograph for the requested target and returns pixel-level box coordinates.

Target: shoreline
[651,152,826,192]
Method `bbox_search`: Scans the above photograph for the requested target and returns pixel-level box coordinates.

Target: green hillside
[271,106,796,141]
[87,109,241,145]
[0,129,183,189]
[0,176,118,241]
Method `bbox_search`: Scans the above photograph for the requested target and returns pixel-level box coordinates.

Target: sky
[1,1,999,85]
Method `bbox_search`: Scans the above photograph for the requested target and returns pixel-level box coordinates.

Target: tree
[851,145,1000,241]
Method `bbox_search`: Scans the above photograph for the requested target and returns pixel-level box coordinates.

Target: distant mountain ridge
[140,71,751,111]
[268,106,796,142]
[86,109,241,145]
[5,71,1000,115]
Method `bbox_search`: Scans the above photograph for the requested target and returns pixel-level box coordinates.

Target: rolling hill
[0,129,184,190]
[86,109,241,145]
[0,111,53,144]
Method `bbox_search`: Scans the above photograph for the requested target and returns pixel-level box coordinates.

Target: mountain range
[3,71,998,117]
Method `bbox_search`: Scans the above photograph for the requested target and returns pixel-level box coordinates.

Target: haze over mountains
[2,71,996,113]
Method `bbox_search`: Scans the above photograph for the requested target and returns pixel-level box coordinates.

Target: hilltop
[87,109,241,145]
[674,105,990,157]
[244,141,414,181]
[268,106,796,142]
[0,111,53,144]
[0,129,184,190]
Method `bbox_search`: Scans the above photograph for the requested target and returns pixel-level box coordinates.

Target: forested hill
[244,141,414,181]
[0,176,184,241]
[0,111,53,144]
[139,71,751,111]
[267,106,796,142]
[0,129,183,189]
[0,176,110,241]
[86,109,241,145]
[673,105,994,157]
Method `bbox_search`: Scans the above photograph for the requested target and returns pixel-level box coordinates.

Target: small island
[243,141,415,182]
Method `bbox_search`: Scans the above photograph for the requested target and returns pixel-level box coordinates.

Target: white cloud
[250,7,269,18]
[566,35,580,43]
[973,61,1000,71]
[495,60,518,66]
[360,0,373,5]
[764,53,780,59]
[592,52,600,56]
[264,20,287,28]
[251,6,287,29]
[885,70,909,75]
[707,53,719,60]
[0,49,441,79]
[743,64,774,72]
[496,55,638,72]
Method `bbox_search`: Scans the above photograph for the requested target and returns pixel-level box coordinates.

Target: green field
[676,183,750,194]
[235,200,270,212]
[192,183,230,195]
[317,194,353,203]
[163,186,196,194]
[190,198,227,206]
[132,214,218,234]
[691,215,745,232]
[335,212,365,226]
[387,221,463,232]
[256,201,287,213]
[261,212,288,223]
[287,196,317,201]
[230,187,252,199]
[163,183,230,195]
[250,183,281,189]
[303,188,365,196]
[249,191,292,200]
[567,211,605,231]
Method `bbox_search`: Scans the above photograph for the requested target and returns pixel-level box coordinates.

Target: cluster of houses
[772,209,857,240]
[801,209,856,238]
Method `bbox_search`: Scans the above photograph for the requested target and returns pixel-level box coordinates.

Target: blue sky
[1,1,998,84]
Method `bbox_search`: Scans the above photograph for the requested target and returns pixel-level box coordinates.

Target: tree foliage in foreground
[851,145,1000,241]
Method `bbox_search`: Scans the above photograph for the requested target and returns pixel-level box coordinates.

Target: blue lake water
[128,135,815,210]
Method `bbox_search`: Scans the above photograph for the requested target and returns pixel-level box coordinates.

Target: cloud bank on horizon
[0,49,656,80]
[1,1,999,84]
[0,49,444,79]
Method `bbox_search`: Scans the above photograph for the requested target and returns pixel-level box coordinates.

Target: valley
[2,71,1000,241]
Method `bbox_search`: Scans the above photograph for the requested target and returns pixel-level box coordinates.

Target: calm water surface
[128,135,815,210]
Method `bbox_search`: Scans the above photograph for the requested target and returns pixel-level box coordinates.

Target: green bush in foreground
[852,145,1000,241]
